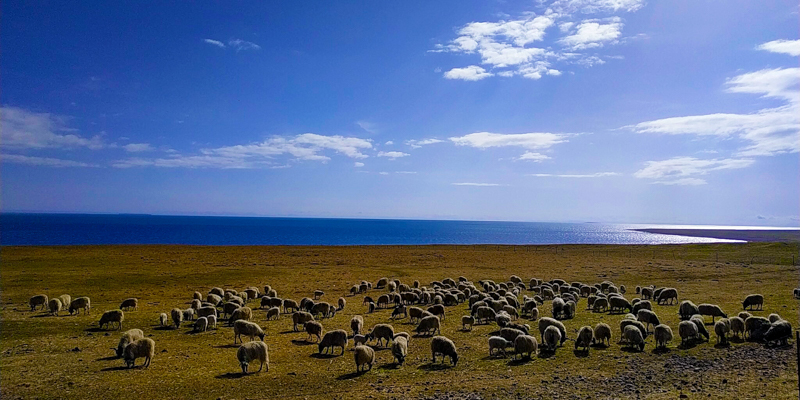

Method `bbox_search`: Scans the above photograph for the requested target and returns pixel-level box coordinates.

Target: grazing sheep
[678,300,700,320]
[367,302,376,313]
[641,287,653,300]
[768,313,782,323]
[68,297,91,315]
[210,287,224,297]
[207,315,217,329]
[475,306,497,324]
[632,300,652,315]
[657,288,678,305]
[392,336,409,365]
[194,316,208,333]
[197,306,217,319]
[764,320,792,346]
[266,307,280,321]
[354,344,376,372]
[697,304,727,324]
[313,290,324,300]
[171,308,183,329]
[529,308,539,321]
[461,315,475,331]
[123,338,155,368]
[159,313,169,326]
[260,297,272,309]
[514,335,537,359]
[305,321,324,343]
[637,309,660,332]
[229,306,253,325]
[745,316,771,341]
[57,295,71,310]
[620,320,648,340]
[592,298,609,312]
[488,336,513,357]
[237,341,269,374]
[609,297,633,314]
[114,329,145,358]
[190,299,201,311]
[119,298,138,311]
[319,329,348,355]
[738,311,752,321]
[575,326,593,351]
[730,316,745,339]
[48,298,62,316]
[207,294,222,306]
[593,323,612,347]
[234,320,265,344]
[795,288,800,299]
[427,304,445,320]
[622,325,645,351]
[742,294,764,311]
[99,310,124,330]
[182,308,195,321]
[353,334,368,346]
[690,315,710,341]
[292,311,314,331]
[311,302,336,319]
[192,291,202,301]
[543,325,562,352]
[416,316,441,336]
[336,297,346,311]
[679,321,699,345]
[391,305,408,320]
[715,319,730,345]
[654,324,673,349]
[635,285,641,294]
[551,297,566,319]
[619,285,627,294]
[29,294,48,312]
[430,336,458,366]
[538,318,567,347]
[222,302,241,318]
[367,324,395,347]
[496,312,511,328]
[394,331,410,341]
[282,299,299,313]
[244,288,259,301]
[346,315,363,337]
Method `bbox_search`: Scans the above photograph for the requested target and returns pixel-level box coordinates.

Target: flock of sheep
[28,277,797,374]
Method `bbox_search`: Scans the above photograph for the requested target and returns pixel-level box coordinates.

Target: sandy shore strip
[634,228,800,243]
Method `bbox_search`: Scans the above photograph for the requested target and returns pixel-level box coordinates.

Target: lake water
[0,213,748,246]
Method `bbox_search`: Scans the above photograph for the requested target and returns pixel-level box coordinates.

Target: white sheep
[354,344,376,372]
[234,320,265,344]
[714,318,730,345]
[159,313,169,327]
[543,325,562,352]
[537,317,567,347]
[430,336,458,366]
[764,320,792,346]
[114,328,144,358]
[229,306,253,325]
[29,294,48,312]
[574,326,593,351]
[194,316,208,333]
[292,311,314,331]
[58,295,71,310]
[622,325,645,351]
[207,315,217,329]
[119,298,138,311]
[678,300,699,320]
[656,288,678,305]
[679,320,699,345]
[392,336,409,365]
[353,334,368,346]
[742,294,764,311]
[305,321,324,343]
[367,324,395,347]
[69,297,91,315]
[768,313,782,323]
[171,308,183,329]
[514,334,537,359]
[593,323,612,346]
[697,304,727,324]
[654,324,673,349]
[416,315,441,336]
[488,336,513,357]
[48,298,62,316]
[318,329,348,355]
[461,315,475,331]
[690,315,710,342]
[123,338,155,368]
[237,341,269,374]
[266,307,280,321]
[637,309,660,332]
[730,316,745,339]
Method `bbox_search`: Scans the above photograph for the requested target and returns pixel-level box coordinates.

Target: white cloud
[406,138,444,148]
[384,141,394,145]
[558,18,623,50]
[452,182,505,186]
[203,39,226,48]
[551,0,646,13]
[113,155,256,169]
[444,66,494,81]
[516,152,551,162]
[123,143,153,153]
[354,162,365,167]
[450,132,567,150]
[1,107,105,150]
[377,151,410,159]
[379,172,389,175]
[628,67,800,157]
[757,39,800,56]
[530,172,619,177]
[228,39,261,51]
[356,120,378,134]
[396,171,417,174]
[2,154,99,168]
[633,157,754,183]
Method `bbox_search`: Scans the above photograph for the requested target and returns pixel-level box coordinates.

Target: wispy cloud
[551,0,646,14]
[203,39,226,48]
[530,172,619,177]
[406,138,444,148]
[354,162,365,167]
[444,65,494,81]
[356,120,378,134]
[558,17,623,50]
[452,182,506,186]
[516,151,551,162]
[2,154,99,168]
[123,143,154,153]
[450,132,567,150]
[757,39,800,56]
[1,107,105,150]
[377,151,410,159]
[633,157,753,185]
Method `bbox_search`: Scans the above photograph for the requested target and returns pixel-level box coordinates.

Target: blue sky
[2,1,798,226]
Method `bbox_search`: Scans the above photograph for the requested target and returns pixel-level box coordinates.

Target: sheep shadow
[336,370,367,380]
[507,357,533,366]
[729,337,745,344]
[367,345,391,352]
[590,343,609,350]
[619,347,644,353]
[652,347,671,355]
[537,350,556,359]
[96,356,119,361]
[212,344,239,349]
[378,362,402,370]
[572,349,590,358]
[481,354,509,361]
[310,353,340,359]
[215,372,247,379]
[676,341,699,350]
[713,342,731,349]
[153,326,173,331]
[279,330,296,335]
[458,328,474,333]
[183,330,205,335]
[100,366,132,372]
[417,363,453,371]
[29,313,52,318]
[291,340,316,346]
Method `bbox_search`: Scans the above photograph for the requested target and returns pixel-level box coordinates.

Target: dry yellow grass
[1,243,798,399]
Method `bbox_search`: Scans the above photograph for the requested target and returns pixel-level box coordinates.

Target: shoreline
[634,228,800,243]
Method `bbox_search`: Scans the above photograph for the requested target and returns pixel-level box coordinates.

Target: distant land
[635,229,800,243]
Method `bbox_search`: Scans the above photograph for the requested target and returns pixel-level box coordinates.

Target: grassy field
[1,243,799,399]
